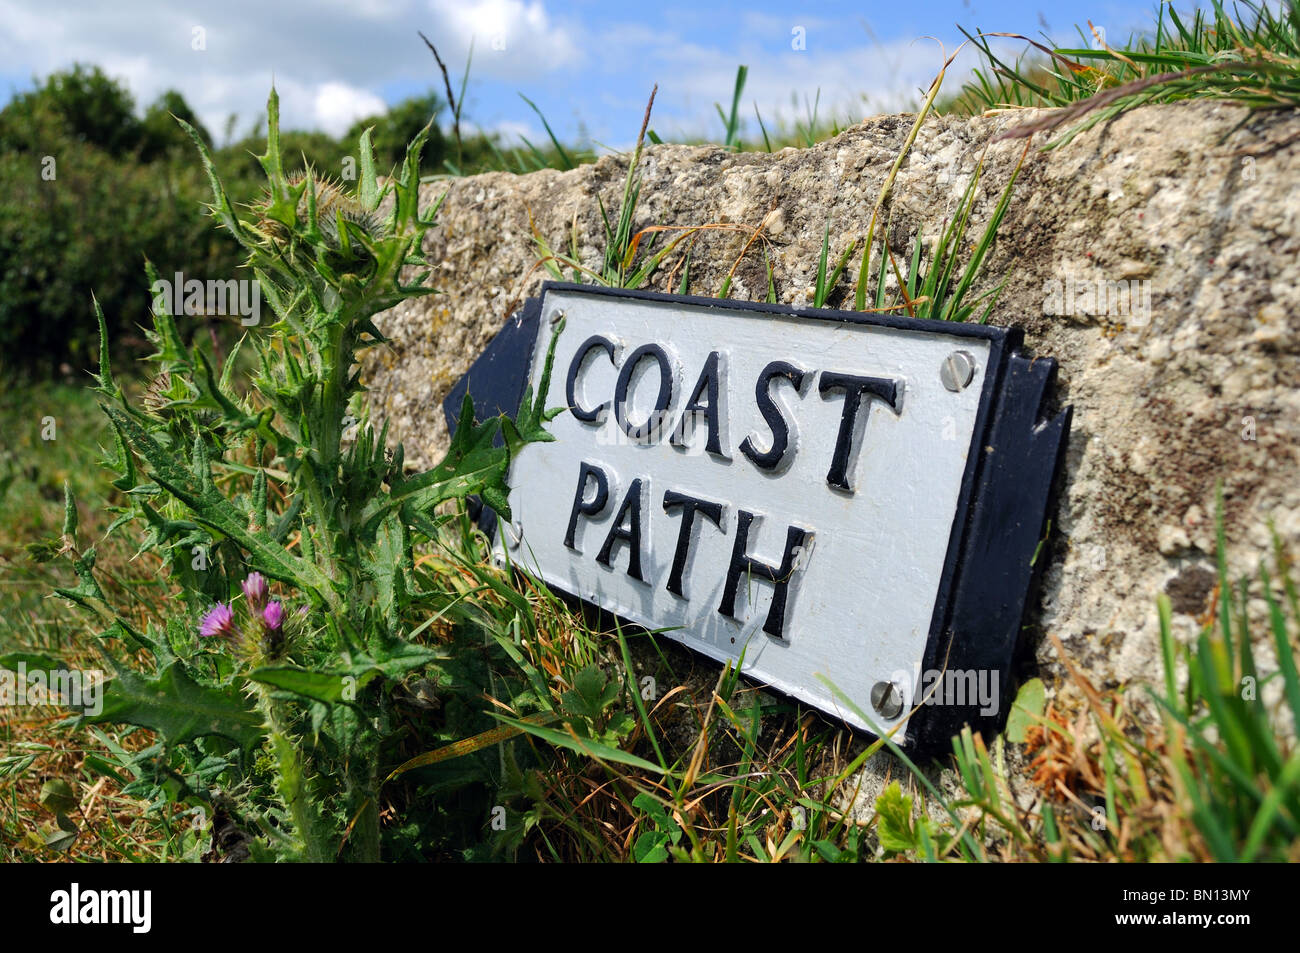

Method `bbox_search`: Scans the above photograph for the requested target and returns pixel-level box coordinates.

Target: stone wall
[365,100,1300,749]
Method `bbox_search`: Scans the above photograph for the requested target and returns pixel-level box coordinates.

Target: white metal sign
[450,284,1069,746]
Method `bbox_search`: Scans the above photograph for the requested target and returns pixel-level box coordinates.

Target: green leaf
[875,781,925,854]
[105,416,139,492]
[505,318,566,452]
[255,85,290,210]
[1260,558,1300,740]
[358,126,379,210]
[633,830,669,863]
[0,651,62,672]
[174,117,253,251]
[83,662,266,751]
[249,666,376,705]
[98,618,167,659]
[194,349,260,431]
[359,637,447,681]
[1006,677,1046,744]
[370,514,412,629]
[0,746,47,781]
[142,259,191,365]
[632,791,668,826]
[631,791,681,847]
[383,711,564,784]
[43,825,78,853]
[91,295,120,399]
[518,93,576,170]
[813,222,830,308]
[494,714,667,774]
[39,779,78,816]
[561,663,621,726]
[102,403,331,599]
[53,547,108,611]
[386,391,509,521]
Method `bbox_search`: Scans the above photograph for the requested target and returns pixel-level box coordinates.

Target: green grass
[0,379,188,861]
[7,381,1297,861]
[484,488,1300,862]
[0,379,139,633]
[952,1,1300,147]
[922,494,1300,863]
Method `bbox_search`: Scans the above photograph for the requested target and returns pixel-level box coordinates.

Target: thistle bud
[199,603,237,639]
[262,600,284,633]
[241,571,268,608]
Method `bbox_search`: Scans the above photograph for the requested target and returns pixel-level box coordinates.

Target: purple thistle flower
[262,600,284,633]
[241,572,268,608]
[199,603,237,639]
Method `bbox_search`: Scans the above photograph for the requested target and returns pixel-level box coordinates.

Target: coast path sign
[445,283,1071,748]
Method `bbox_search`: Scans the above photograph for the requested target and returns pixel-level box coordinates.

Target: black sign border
[445,281,1072,751]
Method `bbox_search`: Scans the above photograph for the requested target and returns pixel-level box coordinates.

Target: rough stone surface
[365,100,1300,806]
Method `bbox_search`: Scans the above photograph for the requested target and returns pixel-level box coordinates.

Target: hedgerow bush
[0,66,247,375]
[0,67,456,376]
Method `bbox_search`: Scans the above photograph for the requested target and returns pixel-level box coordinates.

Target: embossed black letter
[718,510,811,639]
[564,461,610,550]
[670,350,726,456]
[565,335,618,424]
[614,344,674,442]
[740,361,807,470]
[662,489,725,598]
[597,478,647,581]
[817,372,900,491]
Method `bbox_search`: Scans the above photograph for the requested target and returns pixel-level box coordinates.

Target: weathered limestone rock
[366,100,1300,771]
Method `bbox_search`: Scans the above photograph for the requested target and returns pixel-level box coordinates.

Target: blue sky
[0,1,1173,150]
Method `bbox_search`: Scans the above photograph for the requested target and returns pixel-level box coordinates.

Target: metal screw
[870,680,905,720]
[550,308,567,327]
[940,350,976,392]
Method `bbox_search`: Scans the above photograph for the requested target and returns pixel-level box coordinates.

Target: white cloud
[0,0,581,139]
[426,0,581,73]
[602,31,1021,146]
[313,81,387,136]
[0,0,1056,153]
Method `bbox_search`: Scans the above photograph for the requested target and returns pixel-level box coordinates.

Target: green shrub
[0,65,453,376]
[49,87,562,861]
[0,146,236,375]
[0,65,241,374]
[0,63,145,157]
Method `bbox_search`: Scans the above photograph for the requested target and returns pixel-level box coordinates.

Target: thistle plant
[56,87,561,861]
